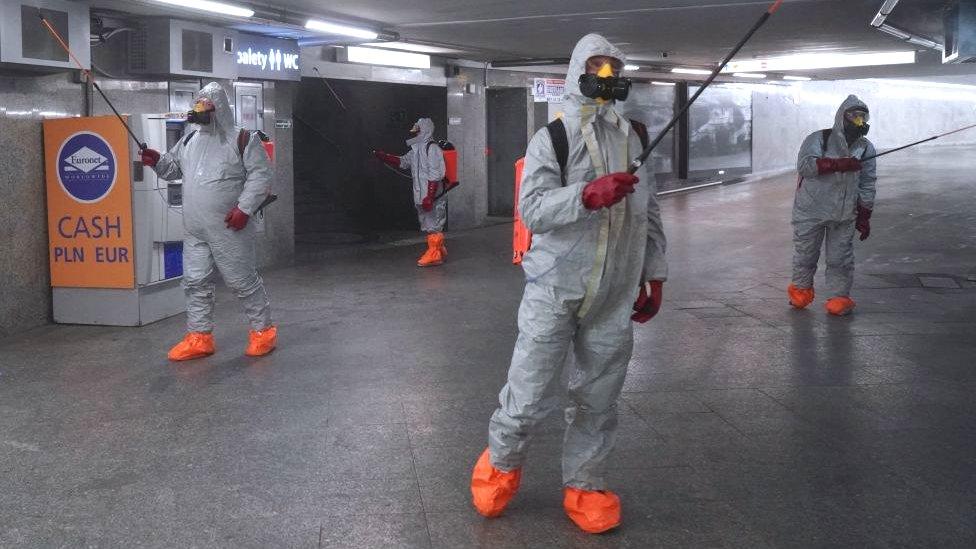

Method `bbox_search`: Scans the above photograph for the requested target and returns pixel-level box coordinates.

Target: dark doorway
[533,101,549,133]
[293,78,447,247]
[486,88,528,217]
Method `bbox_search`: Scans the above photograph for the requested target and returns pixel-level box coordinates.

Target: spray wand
[860,123,976,162]
[38,12,147,151]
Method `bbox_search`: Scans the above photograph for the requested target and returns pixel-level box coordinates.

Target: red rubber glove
[373,150,400,168]
[421,181,438,212]
[855,202,872,241]
[582,172,639,210]
[631,280,663,323]
[224,206,249,231]
[141,148,160,167]
[816,157,862,175]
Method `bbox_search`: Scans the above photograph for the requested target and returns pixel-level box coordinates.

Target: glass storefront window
[617,84,675,175]
[688,84,752,175]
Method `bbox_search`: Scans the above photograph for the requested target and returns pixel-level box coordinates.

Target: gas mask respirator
[578,63,632,103]
[187,99,215,125]
[843,108,870,140]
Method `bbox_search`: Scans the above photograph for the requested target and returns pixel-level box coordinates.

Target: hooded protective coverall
[399,118,447,233]
[486,34,668,491]
[793,95,877,299]
[152,83,274,333]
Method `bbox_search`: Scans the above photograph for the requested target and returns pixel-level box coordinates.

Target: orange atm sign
[43,116,134,289]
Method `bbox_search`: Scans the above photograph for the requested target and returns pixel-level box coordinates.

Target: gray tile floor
[2,146,975,547]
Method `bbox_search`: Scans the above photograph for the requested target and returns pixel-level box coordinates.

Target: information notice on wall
[532,78,565,103]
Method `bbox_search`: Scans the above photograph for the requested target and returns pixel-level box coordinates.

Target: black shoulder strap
[630,120,649,150]
[545,118,569,184]
[182,130,197,147]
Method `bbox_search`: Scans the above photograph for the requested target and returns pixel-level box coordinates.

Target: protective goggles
[192,98,215,113]
[844,109,870,128]
[187,98,215,124]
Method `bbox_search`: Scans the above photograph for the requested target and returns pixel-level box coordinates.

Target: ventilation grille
[128,23,149,72]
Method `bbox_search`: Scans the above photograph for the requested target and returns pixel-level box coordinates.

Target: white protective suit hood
[407,117,435,148]
[195,82,237,139]
[563,34,627,116]
[828,94,870,156]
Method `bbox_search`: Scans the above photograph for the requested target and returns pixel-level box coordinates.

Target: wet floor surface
[1,147,974,547]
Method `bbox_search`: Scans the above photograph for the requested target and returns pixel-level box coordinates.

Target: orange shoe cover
[787,283,814,309]
[825,296,856,316]
[470,448,521,518]
[417,233,445,267]
[437,232,448,257]
[563,487,621,534]
[245,325,277,357]
[168,332,215,362]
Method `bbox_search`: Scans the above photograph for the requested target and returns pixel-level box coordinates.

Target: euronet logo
[56,132,118,204]
[63,146,109,174]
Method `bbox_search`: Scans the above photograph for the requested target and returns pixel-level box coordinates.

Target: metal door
[486,88,528,217]
[234,81,264,131]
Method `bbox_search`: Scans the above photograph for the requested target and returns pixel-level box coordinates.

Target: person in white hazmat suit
[372,118,448,267]
[788,95,877,316]
[141,82,277,361]
[469,34,667,534]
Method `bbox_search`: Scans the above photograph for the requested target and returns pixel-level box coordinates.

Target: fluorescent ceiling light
[362,42,455,54]
[624,64,640,71]
[733,72,766,79]
[151,0,254,17]
[652,81,676,86]
[305,19,379,40]
[726,51,915,72]
[783,75,812,81]
[346,46,430,69]
[672,67,712,75]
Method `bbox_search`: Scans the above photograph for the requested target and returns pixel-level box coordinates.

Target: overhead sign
[44,116,135,289]
[235,34,300,81]
[533,78,565,103]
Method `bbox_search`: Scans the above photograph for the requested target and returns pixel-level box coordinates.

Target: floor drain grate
[919,276,961,289]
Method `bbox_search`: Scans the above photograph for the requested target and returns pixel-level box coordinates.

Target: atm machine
[132,114,188,287]
[45,113,189,326]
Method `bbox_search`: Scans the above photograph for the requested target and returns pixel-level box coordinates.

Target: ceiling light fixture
[733,72,766,79]
[783,75,812,81]
[361,42,454,54]
[344,46,430,69]
[672,67,712,75]
[652,81,676,86]
[150,0,254,17]
[726,51,915,72]
[624,64,640,71]
[305,19,379,40]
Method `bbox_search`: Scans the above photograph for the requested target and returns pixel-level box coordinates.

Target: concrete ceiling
[278,0,946,62]
[89,0,976,80]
